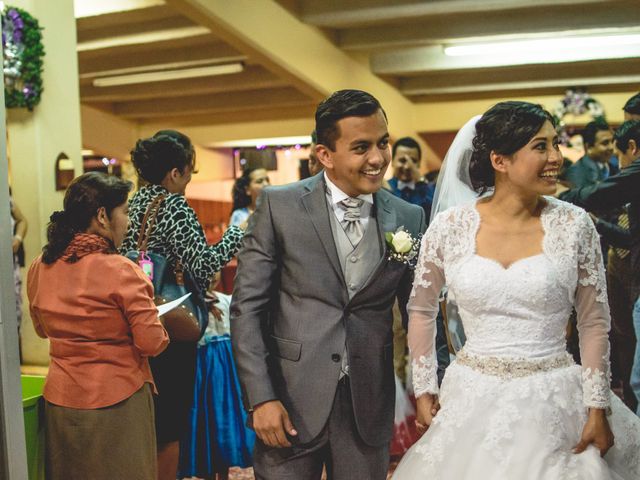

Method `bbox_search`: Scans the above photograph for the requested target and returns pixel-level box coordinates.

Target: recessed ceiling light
[92,63,244,87]
[444,33,640,57]
[210,136,312,148]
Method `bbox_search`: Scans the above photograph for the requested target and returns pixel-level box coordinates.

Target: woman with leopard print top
[120,183,243,293]
[121,130,243,480]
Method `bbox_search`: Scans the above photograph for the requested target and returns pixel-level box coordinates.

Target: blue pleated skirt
[179,335,255,476]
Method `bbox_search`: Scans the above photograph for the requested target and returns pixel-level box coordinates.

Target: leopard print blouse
[120,184,244,292]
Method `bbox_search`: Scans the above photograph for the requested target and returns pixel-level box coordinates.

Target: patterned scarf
[60,233,115,263]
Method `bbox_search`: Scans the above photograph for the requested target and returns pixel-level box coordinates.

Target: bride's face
[499,120,562,195]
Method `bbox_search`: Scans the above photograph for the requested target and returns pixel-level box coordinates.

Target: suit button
[331,354,341,362]
[350,256,358,263]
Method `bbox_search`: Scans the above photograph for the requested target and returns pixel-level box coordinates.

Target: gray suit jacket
[230,174,425,447]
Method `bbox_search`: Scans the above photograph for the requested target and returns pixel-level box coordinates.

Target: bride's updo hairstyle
[469,101,555,194]
[131,129,195,185]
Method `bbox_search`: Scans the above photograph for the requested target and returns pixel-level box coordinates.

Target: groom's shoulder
[378,188,424,226]
[379,187,420,214]
[261,176,317,201]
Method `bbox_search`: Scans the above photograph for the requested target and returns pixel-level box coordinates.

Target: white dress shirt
[324,172,373,229]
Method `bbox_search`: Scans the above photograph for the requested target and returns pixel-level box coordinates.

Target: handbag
[125,194,207,342]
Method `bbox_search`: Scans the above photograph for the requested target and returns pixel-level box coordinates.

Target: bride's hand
[573,408,614,457]
[415,393,440,437]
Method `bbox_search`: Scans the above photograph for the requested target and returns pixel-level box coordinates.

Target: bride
[393,102,640,479]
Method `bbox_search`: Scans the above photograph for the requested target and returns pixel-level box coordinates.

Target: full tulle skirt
[393,361,640,480]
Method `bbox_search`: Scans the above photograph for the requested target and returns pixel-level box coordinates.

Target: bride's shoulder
[542,196,591,230]
[431,202,477,227]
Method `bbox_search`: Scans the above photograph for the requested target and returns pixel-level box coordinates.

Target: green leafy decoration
[3,6,45,110]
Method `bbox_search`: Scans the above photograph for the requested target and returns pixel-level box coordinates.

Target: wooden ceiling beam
[339,1,640,50]
[77,4,178,32]
[113,87,312,119]
[77,15,196,44]
[138,104,318,127]
[299,0,613,28]
[80,66,286,102]
[409,83,639,103]
[78,37,245,74]
[400,59,640,95]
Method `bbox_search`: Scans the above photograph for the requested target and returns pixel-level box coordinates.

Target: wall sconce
[55,152,74,191]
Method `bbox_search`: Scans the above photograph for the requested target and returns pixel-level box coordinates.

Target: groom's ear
[490,150,509,174]
[316,144,334,170]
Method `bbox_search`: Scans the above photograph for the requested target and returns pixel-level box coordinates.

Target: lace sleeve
[408,212,447,398]
[574,211,611,408]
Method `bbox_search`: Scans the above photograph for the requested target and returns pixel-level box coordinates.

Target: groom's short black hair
[315,89,386,151]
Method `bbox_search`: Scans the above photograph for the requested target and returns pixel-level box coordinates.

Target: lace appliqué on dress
[410,206,477,298]
[582,367,611,409]
[576,212,608,304]
[412,354,438,397]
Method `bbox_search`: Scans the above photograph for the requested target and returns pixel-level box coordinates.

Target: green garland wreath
[2,6,45,110]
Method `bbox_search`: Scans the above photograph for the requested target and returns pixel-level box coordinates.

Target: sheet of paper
[156,292,192,317]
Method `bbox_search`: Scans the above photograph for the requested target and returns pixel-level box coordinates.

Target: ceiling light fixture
[444,33,640,57]
[210,136,312,148]
[92,63,244,87]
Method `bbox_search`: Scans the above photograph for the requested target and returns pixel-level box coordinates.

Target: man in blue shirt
[387,137,435,223]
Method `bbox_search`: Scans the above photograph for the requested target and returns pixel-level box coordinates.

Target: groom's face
[317,109,391,197]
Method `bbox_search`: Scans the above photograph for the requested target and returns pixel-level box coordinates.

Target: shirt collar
[324,172,374,205]
[397,180,416,191]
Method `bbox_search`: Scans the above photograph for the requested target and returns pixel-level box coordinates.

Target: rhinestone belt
[456,349,575,379]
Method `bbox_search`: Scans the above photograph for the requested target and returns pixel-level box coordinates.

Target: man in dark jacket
[561,119,640,412]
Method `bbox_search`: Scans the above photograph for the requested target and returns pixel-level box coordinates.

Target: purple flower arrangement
[2,5,44,110]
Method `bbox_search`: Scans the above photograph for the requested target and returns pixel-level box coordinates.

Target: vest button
[350,255,358,263]
[331,354,341,362]
[348,283,356,290]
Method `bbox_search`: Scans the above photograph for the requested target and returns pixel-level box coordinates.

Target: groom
[231,89,425,479]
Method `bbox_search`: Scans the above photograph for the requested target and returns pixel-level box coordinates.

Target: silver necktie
[339,197,364,246]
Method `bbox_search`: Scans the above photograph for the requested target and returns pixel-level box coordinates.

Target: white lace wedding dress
[393,198,640,480]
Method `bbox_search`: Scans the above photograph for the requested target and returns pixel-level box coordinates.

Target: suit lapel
[301,175,345,284]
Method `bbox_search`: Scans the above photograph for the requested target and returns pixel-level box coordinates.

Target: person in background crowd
[560,120,620,267]
[424,170,439,186]
[387,137,435,222]
[384,137,449,386]
[9,188,27,333]
[230,167,271,227]
[27,172,169,480]
[562,119,640,414]
[623,93,640,121]
[561,120,617,189]
[180,274,255,480]
[120,130,244,480]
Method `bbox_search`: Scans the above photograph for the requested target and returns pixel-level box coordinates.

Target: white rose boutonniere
[385,227,421,268]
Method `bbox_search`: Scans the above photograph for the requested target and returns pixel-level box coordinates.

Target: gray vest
[328,211,383,299]
[329,206,383,376]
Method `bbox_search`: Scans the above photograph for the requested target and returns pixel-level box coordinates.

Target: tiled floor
[226,459,399,479]
[23,364,402,479]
